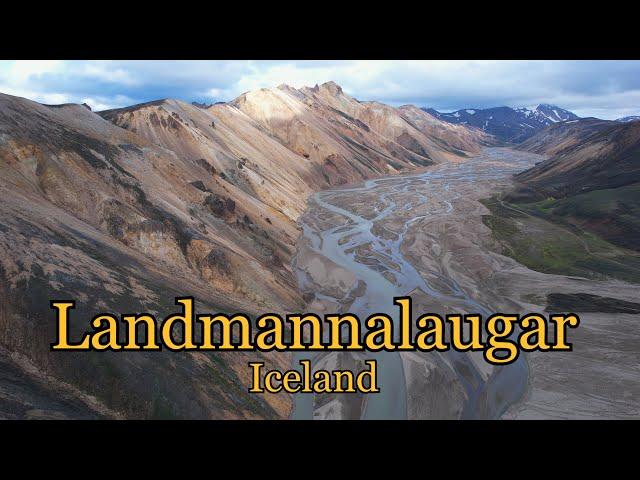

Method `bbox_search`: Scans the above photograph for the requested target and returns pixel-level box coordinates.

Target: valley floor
[291,148,640,419]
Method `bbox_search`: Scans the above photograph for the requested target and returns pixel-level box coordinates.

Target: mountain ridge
[616,115,640,123]
[425,104,579,143]
[0,81,494,419]
[1,80,636,420]
[516,117,615,156]
[505,120,640,252]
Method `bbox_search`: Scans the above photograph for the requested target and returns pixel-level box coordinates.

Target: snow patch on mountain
[616,116,640,123]
[423,104,580,143]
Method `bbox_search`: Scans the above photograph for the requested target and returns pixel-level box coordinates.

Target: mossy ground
[480,195,640,283]
[529,183,640,251]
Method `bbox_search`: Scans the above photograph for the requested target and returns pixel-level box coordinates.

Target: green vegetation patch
[524,183,640,252]
[480,196,640,283]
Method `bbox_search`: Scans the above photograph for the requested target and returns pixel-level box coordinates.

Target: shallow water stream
[291,148,540,419]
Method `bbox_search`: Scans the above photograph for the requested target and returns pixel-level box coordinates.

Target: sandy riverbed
[291,148,639,419]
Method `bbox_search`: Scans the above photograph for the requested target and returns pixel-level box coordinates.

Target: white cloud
[80,94,136,111]
[5,60,63,82]
[0,85,70,105]
[1,60,639,119]
[80,62,139,85]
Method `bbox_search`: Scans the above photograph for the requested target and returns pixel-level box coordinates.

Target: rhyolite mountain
[0,82,494,419]
[425,104,580,143]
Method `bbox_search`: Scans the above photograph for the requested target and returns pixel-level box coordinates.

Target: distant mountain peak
[530,104,578,123]
[424,104,580,143]
[616,115,640,123]
[317,81,343,96]
[192,101,213,109]
[276,83,295,91]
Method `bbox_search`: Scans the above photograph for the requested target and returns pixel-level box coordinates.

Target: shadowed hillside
[482,120,640,284]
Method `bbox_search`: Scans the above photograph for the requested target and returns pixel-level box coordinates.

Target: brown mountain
[514,120,640,198]
[99,83,493,210]
[0,82,491,419]
[0,92,296,419]
[507,120,640,251]
[517,117,614,157]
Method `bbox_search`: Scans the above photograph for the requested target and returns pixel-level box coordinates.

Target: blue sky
[1,60,639,119]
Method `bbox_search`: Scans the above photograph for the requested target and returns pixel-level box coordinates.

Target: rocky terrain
[0,83,491,419]
[426,104,579,143]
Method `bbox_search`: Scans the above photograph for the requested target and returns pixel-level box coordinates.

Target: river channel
[290,148,540,419]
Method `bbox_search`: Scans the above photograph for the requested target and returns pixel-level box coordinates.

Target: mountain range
[616,115,640,123]
[0,82,493,419]
[425,104,580,143]
[1,79,638,419]
[511,118,640,252]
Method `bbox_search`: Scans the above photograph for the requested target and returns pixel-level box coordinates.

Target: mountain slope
[229,82,493,177]
[0,82,491,418]
[101,82,493,209]
[0,92,296,419]
[517,118,614,156]
[616,116,640,123]
[398,104,495,154]
[427,104,579,143]
[514,120,640,196]
[505,120,640,252]
[100,98,314,220]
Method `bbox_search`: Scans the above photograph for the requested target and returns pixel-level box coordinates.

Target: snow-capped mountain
[616,116,640,123]
[424,104,580,143]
